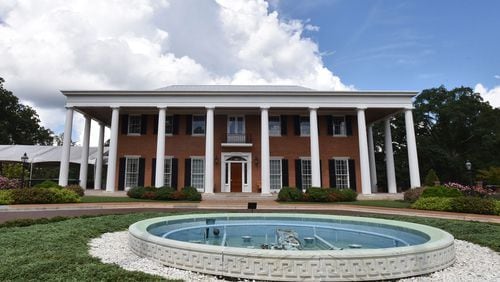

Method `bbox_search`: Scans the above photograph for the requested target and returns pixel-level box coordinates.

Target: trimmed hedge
[65,185,85,196]
[0,190,13,204]
[421,186,462,198]
[403,187,426,203]
[34,180,62,189]
[126,186,202,201]
[277,187,357,202]
[10,188,80,204]
[411,197,453,211]
[450,197,497,215]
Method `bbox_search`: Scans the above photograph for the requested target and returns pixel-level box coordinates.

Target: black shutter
[141,115,148,135]
[118,158,126,191]
[281,159,289,187]
[184,158,191,187]
[153,115,159,134]
[138,158,145,187]
[186,115,192,135]
[348,159,356,191]
[327,116,333,135]
[281,115,287,136]
[319,160,323,187]
[172,158,178,189]
[329,159,336,188]
[151,158,156,186]
[294,116,300,135]
[173,115,180,135]
[295,159,302,189]
[346,116,353,136]
[120,115,129,135]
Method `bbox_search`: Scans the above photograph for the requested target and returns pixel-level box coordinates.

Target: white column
[105,107,120,192]
[260,107,270,194]
[385,118,397,193]
[405,108,421,188]
[58,107,74,186]
[309,107,321,187]
[357,108,372,195]
[367,124,377,192]
[94,122,104,190]
[204,107,214,194]
[78,115,91,189]
[155,107,167,187]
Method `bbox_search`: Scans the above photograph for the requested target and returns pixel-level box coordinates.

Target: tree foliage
[374,86,500,190]
[0,77,54,145]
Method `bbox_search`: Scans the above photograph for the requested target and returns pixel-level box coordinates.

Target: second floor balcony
[222,133,252,147]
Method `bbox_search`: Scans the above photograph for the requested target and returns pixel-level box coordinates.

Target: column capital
[110,105,120,109]
[260,106,270,110]
[157,105,167,110]
[356,106,367,111]
[205,106,215,110]
[404,106,415,111]
[65,106,74,110]
[308,106,319,111]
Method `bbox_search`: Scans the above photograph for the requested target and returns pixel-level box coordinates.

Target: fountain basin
[128,213,455,281]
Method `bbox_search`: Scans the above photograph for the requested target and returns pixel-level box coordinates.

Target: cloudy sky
[0,0,499,145]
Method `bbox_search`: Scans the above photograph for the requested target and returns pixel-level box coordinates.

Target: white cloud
[474,83,500,108]
[494,75,500,80]
[0,0,350,145]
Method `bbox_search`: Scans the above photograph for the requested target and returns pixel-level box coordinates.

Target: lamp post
[21,152,28,188]
[465,160,472,186]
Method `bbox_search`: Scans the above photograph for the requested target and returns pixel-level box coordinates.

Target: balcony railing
[224,133,252,144]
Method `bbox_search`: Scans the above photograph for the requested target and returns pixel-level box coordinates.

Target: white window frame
[300,116,310,137]
[165,115,173,136]
[191,157,205,191]
[332,116,347,137]
[124,156,140,189]
[164,157,173,187]
[127,115,141,135]
[301,158,312,189]
[192,115,206,136]
[333,157,350,189]
[270,157,282,191]
[269,116,281,136]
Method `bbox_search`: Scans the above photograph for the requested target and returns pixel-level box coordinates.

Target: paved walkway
[1,192,499,224]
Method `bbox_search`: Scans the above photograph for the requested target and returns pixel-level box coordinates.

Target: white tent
[0,145,107,165]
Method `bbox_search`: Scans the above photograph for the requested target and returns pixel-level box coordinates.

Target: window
[332,116,346,136]
[192,115,205,135]
[301,159,312,189]
[270,159,282,190]
[335,159,349,188]
[191,157,205,191]
[128,115,141,135]
[164,158,172,187]
[165,115,173,135]
[300,116,310,136]
[125,157,139,188]
[269,116,281,136]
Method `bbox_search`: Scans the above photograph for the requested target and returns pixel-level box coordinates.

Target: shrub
[424,169,440,186]
[127,186,146,199]
[450,197,497,215]
[10,188,80,204]
[421,186,462,198]
[403,187,426,203]
[277,187,303,202]
[305,187,330,202]
[0,190,13,204]
[181,186,202,201]
[411,197,453,211]
[0,176,20,190]
[65,185,84,196]
[445,182,494,198]
[331,188,357,202]
[477,166,500,185]
[156,186,176,200]
[34,180,62,189]
[495,201,500,216]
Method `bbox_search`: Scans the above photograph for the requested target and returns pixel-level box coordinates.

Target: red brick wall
[116,113,361,193]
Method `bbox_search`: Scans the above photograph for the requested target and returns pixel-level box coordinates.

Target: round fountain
[128,213,455,281]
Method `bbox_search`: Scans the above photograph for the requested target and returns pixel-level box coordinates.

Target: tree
[373,86,500,189]
[0,77,54,145]
[53,133,76,146]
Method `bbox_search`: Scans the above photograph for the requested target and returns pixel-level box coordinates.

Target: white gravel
[89,231,500,282]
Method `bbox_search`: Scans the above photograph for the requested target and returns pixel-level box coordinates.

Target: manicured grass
[80,195,160,203]
[0,212,498,281]
[278,200,412,209]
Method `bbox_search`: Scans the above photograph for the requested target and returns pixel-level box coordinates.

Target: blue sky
[273,0,500,91]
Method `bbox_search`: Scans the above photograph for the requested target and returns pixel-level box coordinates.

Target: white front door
[221,153,252,193]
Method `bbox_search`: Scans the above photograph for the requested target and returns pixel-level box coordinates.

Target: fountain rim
[129,213,454,257]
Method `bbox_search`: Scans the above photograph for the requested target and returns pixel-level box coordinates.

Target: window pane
[301,159,312,189]
[335,159,349,188]
[270,159,282,190]
[165,116,173,134]
[300,117,310,136]
[125,158,139,188]
[333,116,346,136]
[191,158,205,191]
[164,158,172,187]
[192,116,205,134]
[128,116,141,134]
[269,116,281,136]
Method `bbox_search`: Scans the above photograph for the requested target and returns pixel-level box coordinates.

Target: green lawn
[279,200,412,209]
[80,195,161,203]
[0,212,498,281]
